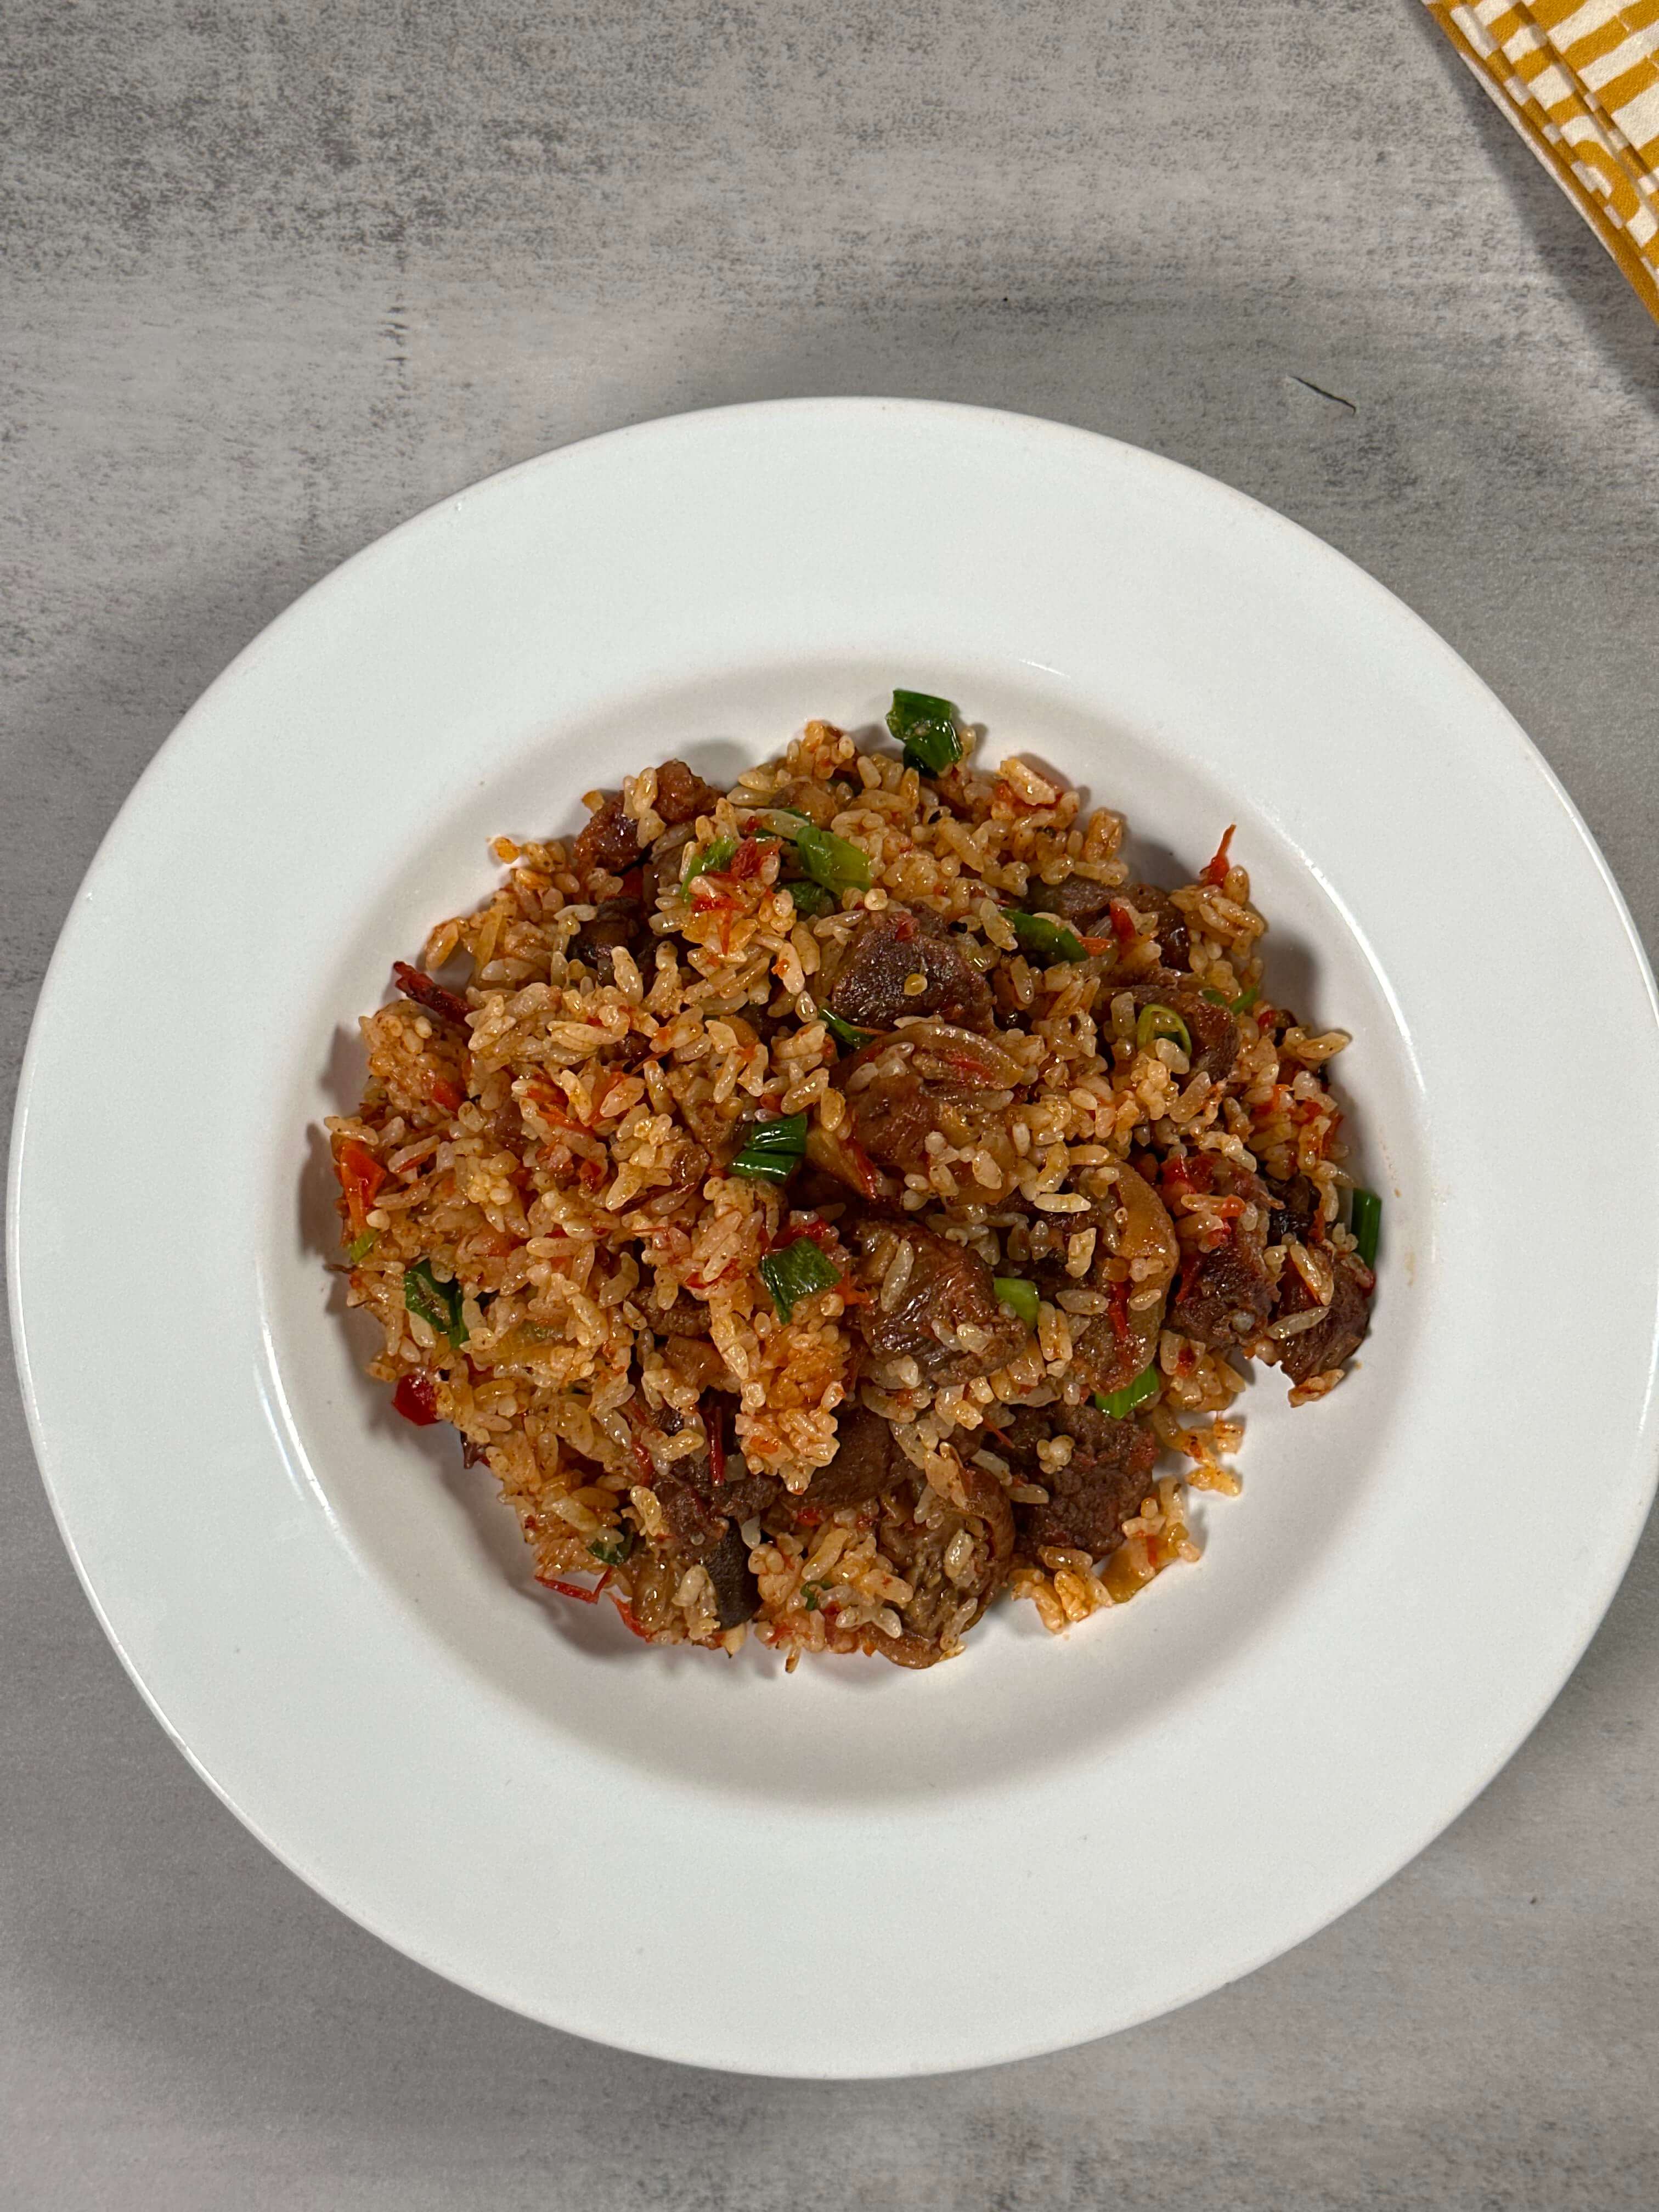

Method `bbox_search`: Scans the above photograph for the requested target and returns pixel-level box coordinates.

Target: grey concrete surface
[4,2,1658,2205]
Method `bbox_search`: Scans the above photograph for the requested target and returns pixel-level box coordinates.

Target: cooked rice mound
[326,712,1376,1667]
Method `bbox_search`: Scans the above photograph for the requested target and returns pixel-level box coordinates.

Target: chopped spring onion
[992,1277,1040,1328]
[346,1229,379,1264]
[759,1237,842,1322]
[1135,1002,1193,1057]
[1008,909,1088,963]
[403,1257,469,1346]
[1350,1187,1381,1269]
[794,821,872,894]
[1093,1363,1160,1419]
[802,1581,825,1612]
[787,880,836,918]
[730,1113,808,1183]
[1199,983,1260,1014]
[681,834,737,887]
[587,1531,635,1567]
[822,1008,877,1051]
[887,687,964,775]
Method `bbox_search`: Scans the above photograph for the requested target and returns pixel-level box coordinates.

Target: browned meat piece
[653,758,723,826]
[1025,873,1114,927]
[572,791,640,882]
[1167,1159,1275,1348]
[852,1221,1029,1385]
[1274,1249,1374,1384]
[1038,1165,1180,1400]
[1001,1402,1160,1557]
[1265,1172,1319,1248]
[827,907,994,1033]
[865,1465,1014,1666]
[1120,883,1190,970]
[392,961,471,1026]
[647,1404,779,1556]
[642,821,695,908]
[844,1070,937,1176]
[799,1404,907,1510]
[836,1021,1024,1192]
[1125,981,1239,1085]
[702,1520,760,1628]
[569,896,644,980]
[660,1334,731,1393]
[652,1291,712,1337]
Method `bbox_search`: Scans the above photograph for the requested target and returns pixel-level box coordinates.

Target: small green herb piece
[992,1276,1040,1327]
[1135,1002,1193,1057]
[682,834,737,888]
[787,881,836,918]
[731,1113,809,1184]
[802,1581,824,1612]
[587,1531,635,1567]
[346,1229,379,1263]
[793,821,872,894]
[759,1237,842,1322]
[1200,984,1260,1014]
[887,687,964,775]
[403,1257,469,1346]
[821,1008,877,1051]
[1008,909,1088,964]
[1350,1188,1381,1269]
[1093,1363,1160,1419]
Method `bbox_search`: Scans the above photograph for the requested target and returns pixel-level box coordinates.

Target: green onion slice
[887,688,964,775]
[1135,1002,1193,1057]
[587,1531,635,1567]
[1008,909,1088,963]
[1350,1188,1381,1269]
[682,834,737,888]
[730,1113,808,1183]
[759,1237,842,1322]
[1200,983,1260,1014]
[802,1581,824,1612]
[794,822,871,894]
[403,1257,469,1346]
[822,1008,877,1051]
[787,881,835,918]
[1093,1363,1160,1419]
[992,1277,1040,1327]
[346,1229,379,1263]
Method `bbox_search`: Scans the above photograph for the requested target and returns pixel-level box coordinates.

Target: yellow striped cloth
[1424,1,1659,320]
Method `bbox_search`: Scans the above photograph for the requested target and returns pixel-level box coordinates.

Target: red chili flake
[578,1158,607,1192]
[537,1568,613,1605]
[392,961,471,1026]
[1200,825,1237,887]
[429,1075,464,1113]
[727,836,770,881]
[1108,1282,1131,1346]
[334,1137,386,1237]
[1078,934,1114,955]
[612,1599,651,1639]
[393,1372,439,1425]
[1107,900,1138,945]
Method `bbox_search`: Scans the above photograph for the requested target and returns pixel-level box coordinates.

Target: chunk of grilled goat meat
[569,896,645,980]
[1024,873,1115,928]
[836,1020,1024,1192]
[1273,1247,1374,1384]
[798,1404,908,1510]
[572,790,640,883]
[702,1519,761,1629]
[827,906,994,1032]
[1264,1171,1319,1248]
[1167,1158,1275,1348]
[1120,882,1190,970]
[864,1465,1015,1667]
[1044,1165,1180,1400]
[654,758,724,826]
[647,1407,780,1556]
[1125,980,1239,1084]
[999,1401,1161,1557]
[853,1221,1030,1385]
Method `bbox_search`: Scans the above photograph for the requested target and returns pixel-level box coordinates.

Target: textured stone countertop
[4,4,1657,2205]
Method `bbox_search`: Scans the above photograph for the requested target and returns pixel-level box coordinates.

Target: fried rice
[325,702,1378,1668]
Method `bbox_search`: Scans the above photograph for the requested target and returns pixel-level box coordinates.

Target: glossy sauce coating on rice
[325,712,1376,1666]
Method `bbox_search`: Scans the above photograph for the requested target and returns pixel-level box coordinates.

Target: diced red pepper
[1200,825,1237,887]
[393,1371,439,1425]
[1107,900,1138,945]
[392,961,470,1026]
[334,1137,386,1238]
[429,1075,464,1113]
[726,836,770,881]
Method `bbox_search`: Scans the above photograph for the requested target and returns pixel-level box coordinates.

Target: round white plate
[12,400,1659,2078]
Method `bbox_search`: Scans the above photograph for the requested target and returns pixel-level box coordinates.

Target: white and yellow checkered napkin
[1424,1,1659,320]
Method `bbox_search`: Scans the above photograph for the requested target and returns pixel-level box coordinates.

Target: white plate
[11,400,1659,2078]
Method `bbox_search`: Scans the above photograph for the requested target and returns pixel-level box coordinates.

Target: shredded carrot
[1200,824,1237,886]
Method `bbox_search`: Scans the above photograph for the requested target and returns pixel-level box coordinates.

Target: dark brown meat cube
[652,1291,712,1337]
[1165,1158,1274,1350]
[799,1404,907,1510]
[572,791,640,882]
[1265,1172,1319,1248]
[648,1404,780,1556]
[865,1464,1014,1665]
[844,1070,941,1177]
[828,907,994,1034]
[1274,1249,1374,1384]
[1121,883,1190,970]
[702,1520,761,1628]
[1025,874,1115,927]
[1002,1402,1160,1558]
[569,896,644,980]
[852,1221,1028,1384]
[654,758,723,826]
[1126,981,1239,1085]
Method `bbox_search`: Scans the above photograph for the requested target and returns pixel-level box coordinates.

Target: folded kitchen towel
[1423,1,1659,320]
